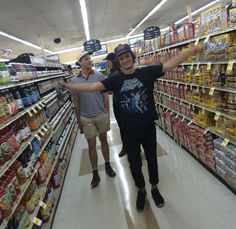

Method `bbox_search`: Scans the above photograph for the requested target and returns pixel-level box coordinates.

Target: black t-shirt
[101,65,164,130]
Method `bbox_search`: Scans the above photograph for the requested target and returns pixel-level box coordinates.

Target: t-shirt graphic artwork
[120,78,148,114]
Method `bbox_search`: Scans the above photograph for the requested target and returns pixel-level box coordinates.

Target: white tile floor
[52,102,236,229]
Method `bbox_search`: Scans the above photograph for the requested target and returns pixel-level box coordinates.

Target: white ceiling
[0,0,220,59]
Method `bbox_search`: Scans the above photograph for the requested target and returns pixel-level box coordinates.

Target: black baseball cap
[103,52,116,61]
[114,44,131,58]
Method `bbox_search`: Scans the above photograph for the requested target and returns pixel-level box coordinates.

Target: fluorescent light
[79,0,90,41]
[175,0,219,24]
[0,58,9,62]
[53,46,83,54]
[0,31,53,53]
[126,0,168,37]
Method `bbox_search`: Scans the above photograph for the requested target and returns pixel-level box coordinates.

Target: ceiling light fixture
[0,31,53,53]
[53,46,83,54]
[0,58,9,62]
[79,0,90,41]
[126,0,168,37]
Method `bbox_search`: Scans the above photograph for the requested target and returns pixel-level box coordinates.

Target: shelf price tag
[176,82,179,88]
[175,114,179,118]
[194,38,200,46]
[196,62,200,71]
[39,130,45,136]
[27,110,33,117]
[214,112,221,121]
[37,104,42,110]
[39,102,44,107]
[227,61,234,72]
[202,86,205,94]
[32,107,37,114]
[39,200,47,209]
[42,126,48,132]
[204,129,209,135]
[221,139,229,147]
[196,86,199,92]
[207,62,212,71]
[190,63,194,70]
[45,123,50,129]
[209,87,215,96]
[28,142,33,150]
[204,35,210,43]
[35,135,41,141]
[181,116,185,121]
[33,217,43,226]
[170,111,174,115]
[190,84,193,91]
[188,120,193,126]
[184,85,188,91]
[180,100,183,105]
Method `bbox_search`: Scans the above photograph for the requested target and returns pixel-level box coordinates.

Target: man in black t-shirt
[57,43,203,212]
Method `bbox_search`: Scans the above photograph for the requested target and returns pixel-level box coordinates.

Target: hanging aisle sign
[83,39,101,53]
[143,26,160,40]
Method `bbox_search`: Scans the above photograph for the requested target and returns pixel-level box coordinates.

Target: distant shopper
[56,44,203,211]
[104,53,126,157]
[71,51,116,188]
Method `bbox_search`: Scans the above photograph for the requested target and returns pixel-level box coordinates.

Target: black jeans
[123,121,159,188]
[113,103,126,148]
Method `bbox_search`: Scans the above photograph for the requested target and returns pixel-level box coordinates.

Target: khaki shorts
[80,113,110,139]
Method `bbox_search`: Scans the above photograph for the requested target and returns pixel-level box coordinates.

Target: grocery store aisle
[52,96,236,229]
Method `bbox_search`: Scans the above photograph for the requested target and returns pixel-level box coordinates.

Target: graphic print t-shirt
[101,65,163,130]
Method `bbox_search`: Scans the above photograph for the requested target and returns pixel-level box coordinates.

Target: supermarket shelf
[0,122,49,178]
[181,61,229,66]
[59,118,76,160]
[156,91,236,121]
[1,163,40,228]
[1,163,40,229]
[0,73,69,90]
[156,101,236,146]
[138,26,236,57]
[37,131,54,158]
[0,99,45,131]
[157,123,236,194]
[52,103,73,131]
[157,78,236,94]
[28,118,76,229]
[42,122,78,229]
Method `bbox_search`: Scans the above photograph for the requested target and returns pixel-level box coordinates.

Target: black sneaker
[136,190,146,212]
[91,171,100,188]
[151,187,165,208]
[105,162,116,177]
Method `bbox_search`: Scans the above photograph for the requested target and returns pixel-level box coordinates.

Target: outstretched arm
[57,81,105,92]
[163,44,203,72]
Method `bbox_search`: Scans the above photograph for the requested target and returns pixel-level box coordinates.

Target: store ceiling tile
[0,0,221,58]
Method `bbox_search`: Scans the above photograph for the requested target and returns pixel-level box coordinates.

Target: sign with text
[144,26,160,40]
[83,39,101,53]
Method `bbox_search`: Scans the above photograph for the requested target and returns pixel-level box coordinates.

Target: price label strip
[33,217,43,226]
[221,139,229,147]
[27,110,33,117]
[209,87,215,96]
[227,61,234,72]
[181,116,185,121]
[214,112,221,121]
[42,126,48,132]
[37,104,42,110]
[32,107,37,114]
[207,62,212,71]
[180,100,183,105]
[39,130,45,136]
[204,35,210,43]
[190,63,194,70]
[175,114,179,118]
[39,200,47,209]
[176,82,179,88]
[194,38,200,46]
[35,135,41,141]
[196,62,200,71]
[188,120,193,126]
[204,129,209,135]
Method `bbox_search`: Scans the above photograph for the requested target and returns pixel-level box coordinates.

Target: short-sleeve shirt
[71,70,106,117]
[101,65,163,130]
